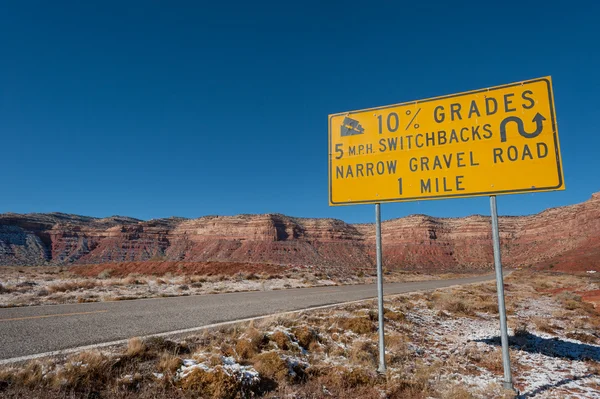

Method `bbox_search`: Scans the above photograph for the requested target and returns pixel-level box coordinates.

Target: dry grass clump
[125,337,147,358]
[309,365,379,392]
[566,331,598,344]
[338,317,375,334]
[291,326,318,349]
[385,334,411,366]
[0,361,47,388]
[338,368,377,388]
[435,292,477,316]
[384,307,405,322]
[156,353,182,375]
[0,283,14,294]
[269,330,290,350]
[145,336,190,355]
[474,348,504,373]
[236,326,268,359]
[557,291,583,308]
[97,269,114,279]
[178,367,240,399]
[252,351,289,382]
[427,284,507,317]
[439,384,475,399]
[47,280,97,293]
[384,361,435,398]
[533,316,558,333]
[122,274,148,285]
[349,340,378,367]
[556,291,597,315]
[55,351,113,391]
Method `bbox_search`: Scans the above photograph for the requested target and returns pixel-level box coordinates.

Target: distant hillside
[1,194,599,273]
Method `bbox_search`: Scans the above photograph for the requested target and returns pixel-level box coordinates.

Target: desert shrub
[476,349,504,373]
[513,322,529,337]
[116,372,143,391]
[146,337,190,355]
[252,352,288,382]
[236,327,267,359]
[384,307,405,322]
[533,317,556,333]
[349,340,378,367]
[15,281,37,289]
[566,331,598,344]
[123,274,147,285]
[269,330,290,350]
[178,367,239,399]
[0,283,17,294]
[339,317,376,334]
[436,293,476,316]
[324,367,377,389]
[385,334,410,366]
[236,339,258,360]
[97,269,113,279]
[476,298,499,314]
[125,337,147,358]
[439,384,475,399]
[560,295,582,310]
[291,326,318,349]
[157,353,182,375]
[55,351,112,391]
[1,361,46,388]
[345,368,376,388]
[47,280,97,293]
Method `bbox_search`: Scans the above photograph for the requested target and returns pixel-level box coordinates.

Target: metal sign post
[375,203,386,373]
[490,195,513,390]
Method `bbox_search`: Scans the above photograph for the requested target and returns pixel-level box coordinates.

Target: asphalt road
[0,274,494,362]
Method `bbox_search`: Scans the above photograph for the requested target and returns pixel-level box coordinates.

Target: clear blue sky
[1,1,598,223]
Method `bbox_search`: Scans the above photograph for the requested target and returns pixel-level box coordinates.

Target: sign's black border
[328,77,564,206]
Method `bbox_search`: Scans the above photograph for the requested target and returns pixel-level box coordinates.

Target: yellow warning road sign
[328,77,564,205]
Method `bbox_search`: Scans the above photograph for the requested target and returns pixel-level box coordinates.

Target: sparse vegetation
[1,270,599,398]
[47,280,98,293]
[0,265,477,308]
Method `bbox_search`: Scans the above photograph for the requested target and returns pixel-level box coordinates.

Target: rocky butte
[0,193,598,273]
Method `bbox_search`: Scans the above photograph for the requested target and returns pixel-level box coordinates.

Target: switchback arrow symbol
[499,113,546,142]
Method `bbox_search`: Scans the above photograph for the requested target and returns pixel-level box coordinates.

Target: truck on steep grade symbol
[340,117,365,137]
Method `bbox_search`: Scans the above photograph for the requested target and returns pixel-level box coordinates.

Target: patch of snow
[175,356,259,386]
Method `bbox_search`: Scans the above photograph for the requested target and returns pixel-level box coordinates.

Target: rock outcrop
[1,193,599,272]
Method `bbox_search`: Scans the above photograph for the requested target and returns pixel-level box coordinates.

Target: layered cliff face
[0,193,599,272]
